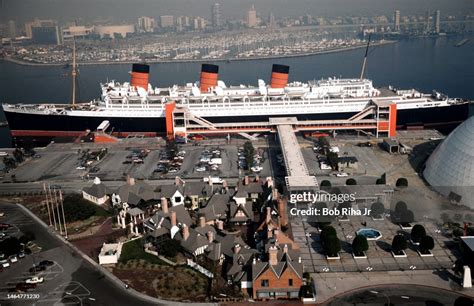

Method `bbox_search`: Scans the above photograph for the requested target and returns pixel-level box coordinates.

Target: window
[261,279,269,287]
[288,279,293,286]
[174,196,181,203]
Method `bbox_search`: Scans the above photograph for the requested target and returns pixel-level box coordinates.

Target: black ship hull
[3,103,471,146]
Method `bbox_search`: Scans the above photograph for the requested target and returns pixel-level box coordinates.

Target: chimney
[223,180,228,191]
[175,176,183,186]
[283,244,288,253]
[278,198,288,227]
[161,197,169,214]
[255,175,260,182]
[253,257,257,265]
[200,64,219,92]
[170,210,177,227]
[244,176,249,186]
[266,207,272,224]
[182,224,189,240]
[216,220,224,231]
[200,216,206,228]
[207,230,214,243]
[233,243,241,254]
[270,64,290,89]
[272,187,279,200]
[274,229,280,243]
[127,176,135,186]
[298,256,302,264]
[268,245,278,266]
[266,177,274,188]
[268,228,273,238]
[130,63,150,90]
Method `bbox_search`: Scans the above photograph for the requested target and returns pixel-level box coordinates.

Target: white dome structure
[423,116,474,208]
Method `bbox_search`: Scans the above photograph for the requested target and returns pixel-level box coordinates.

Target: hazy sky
[1,0,473,23]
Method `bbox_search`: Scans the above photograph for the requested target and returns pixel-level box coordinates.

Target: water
[0,34,473,147]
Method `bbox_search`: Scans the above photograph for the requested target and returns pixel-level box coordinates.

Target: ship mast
[71,38,77,106]
[359,33,371,80]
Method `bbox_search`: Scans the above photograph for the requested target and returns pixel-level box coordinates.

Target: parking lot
[0,202,157,305]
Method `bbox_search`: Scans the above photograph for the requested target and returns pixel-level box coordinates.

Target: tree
[376,173,387,185]
[327,152,339,170]
[243,141,255,171]
[320,225,340,257]
[352,235,369,256]
[411,224,426,243]
[336,201,351,219]
[394,201,407,213]
[396,178,408,187]
[311,202,332,227]
[0,237,22,256]
[61,194,100,222]
[392,235,408,254]
[400,209,415,225]
[320,180,332,188]
[419,235,435,253]
[318,136,329,148]
[346,178,357,185]
[158,239,181,258]
[370,202,385,219]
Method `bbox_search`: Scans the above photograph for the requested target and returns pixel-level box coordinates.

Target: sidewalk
[313,269,474,304]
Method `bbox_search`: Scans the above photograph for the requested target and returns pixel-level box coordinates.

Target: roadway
[0,202,213,306]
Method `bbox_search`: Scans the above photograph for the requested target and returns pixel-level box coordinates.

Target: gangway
[166,100,397,141]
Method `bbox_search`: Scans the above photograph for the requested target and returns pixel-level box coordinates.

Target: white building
[94,24,135,38]
[138,16,155,33]
[98,242,123,265]
[82,177,109,205]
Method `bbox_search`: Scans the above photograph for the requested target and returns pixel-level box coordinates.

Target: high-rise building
[268,12,277,29]
[394,10,400,32]
[138,16,155,33]
[7,20,16,38]
[25,19,55,38]
[193,17,207,31]
[211,3,222,28]
[32,25,62,45]
[434,10,441,34]
[425,11,431,32]
[246,5,257,28]
[303,15,313,25]
[160,15,175,28]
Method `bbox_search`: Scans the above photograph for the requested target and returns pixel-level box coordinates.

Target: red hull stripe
[10,130,158,137]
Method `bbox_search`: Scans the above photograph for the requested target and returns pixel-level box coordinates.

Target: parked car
[38,260,54,267]
[203,177,223,184]
[76,166,86,170]
[251,166,263,172]
[195,166,207,172]
[0,260,10,268]
[18,252,25,259]
[25,276,44,284]
[0,223,9,230]
[8,255,18,263]
[336,172,349,177]
[168,168,179,173]
[0,212,5,217]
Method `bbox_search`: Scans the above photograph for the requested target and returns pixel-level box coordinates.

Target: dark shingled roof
[83,182,108,199]
[117,180,155,205]
[200,194,230,221]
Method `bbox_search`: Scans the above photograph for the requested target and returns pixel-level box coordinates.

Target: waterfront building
[138,16,155,33]
[32,24,62,45]
[7,20,16,39]
[62,25,94,40]
[212,3,222,28]
[193,17,207,31]
[434,10,441,34]
[246,5,257,28]
[94,24,135,39]
[160,15,175,28]
[394,10,400,32]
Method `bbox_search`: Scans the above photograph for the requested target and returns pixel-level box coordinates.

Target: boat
[1,39,472,146]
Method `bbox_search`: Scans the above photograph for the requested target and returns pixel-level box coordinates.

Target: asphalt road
[324,285,473,306]
[0,202,166,306]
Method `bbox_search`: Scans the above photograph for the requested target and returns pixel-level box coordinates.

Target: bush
[158,239,181,258]
[419,235,435,253]
[392,235,408,254]
[346,178,357,185]
[396,178,408,187]
[352,235,369,256]
[19,231,36,244]
[370,202,385,218]
[243,141,255,171]
[376,173,386,185]
[320,225,337,242]
[320,180,332,188]
[411,224,427,243]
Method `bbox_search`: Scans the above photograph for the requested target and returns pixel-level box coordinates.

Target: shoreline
[0,41,396,67]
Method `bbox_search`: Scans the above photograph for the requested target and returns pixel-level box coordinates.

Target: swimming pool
[356,228,382,240]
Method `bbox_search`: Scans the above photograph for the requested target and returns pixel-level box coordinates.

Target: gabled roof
[229,201,253,222]
[184,181,216,197]
[180,228,209,253]
[157,184,184,198]
[83,182,108,199]
[200,193,229,220]
[117,180,155,205]
[127,207,144,217]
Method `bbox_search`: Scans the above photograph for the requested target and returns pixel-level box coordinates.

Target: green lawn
[119,238,166,265]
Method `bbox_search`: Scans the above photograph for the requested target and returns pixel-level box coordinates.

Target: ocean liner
[2,42,471,145]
